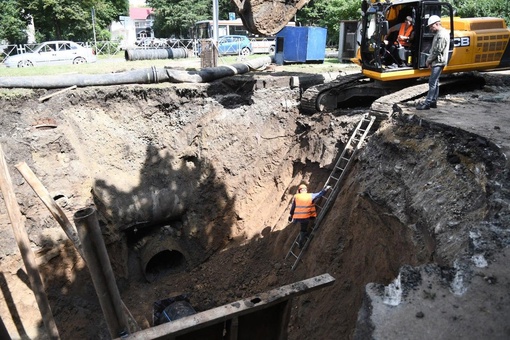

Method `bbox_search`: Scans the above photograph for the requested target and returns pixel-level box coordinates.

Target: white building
[110,7,155,49]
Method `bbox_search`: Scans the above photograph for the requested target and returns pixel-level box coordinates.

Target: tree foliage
[0,0,128,44]
[296,0,360,45]
[147,0,236,38]
[0,0,30,44]
[451,0,510,25]
[2,0,509,45]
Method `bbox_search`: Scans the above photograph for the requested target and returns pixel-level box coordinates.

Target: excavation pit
[0,68,509,340]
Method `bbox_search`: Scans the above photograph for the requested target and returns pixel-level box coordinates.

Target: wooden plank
[15,162,140,333]
[38,85,77,102]
[0,145,60,339]
[120,273,335,340]
[15,162,84,257]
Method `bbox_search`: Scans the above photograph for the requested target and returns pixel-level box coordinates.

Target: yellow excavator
[234,0,510,113]
[357,0,510,81]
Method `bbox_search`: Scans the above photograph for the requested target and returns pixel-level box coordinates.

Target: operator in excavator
[384,16,414,67]
[288,183,331,248]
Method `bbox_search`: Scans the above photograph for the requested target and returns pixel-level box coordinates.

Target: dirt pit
[0,66,509,340]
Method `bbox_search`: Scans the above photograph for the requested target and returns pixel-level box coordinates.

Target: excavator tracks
[300,73,366,114]
[300,72,486,116]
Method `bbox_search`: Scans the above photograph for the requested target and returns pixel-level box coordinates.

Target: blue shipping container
[275,26,327,64]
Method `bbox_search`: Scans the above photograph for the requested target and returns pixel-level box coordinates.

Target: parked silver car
[4,40,97,68]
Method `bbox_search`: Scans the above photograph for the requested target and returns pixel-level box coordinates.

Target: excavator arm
[232,0,311,36]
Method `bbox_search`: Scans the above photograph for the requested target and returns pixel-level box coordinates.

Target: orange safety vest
[397,23,413,47]
[292,193,317,219]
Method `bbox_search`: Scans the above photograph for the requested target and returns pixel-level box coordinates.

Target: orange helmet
[298,184,307,191]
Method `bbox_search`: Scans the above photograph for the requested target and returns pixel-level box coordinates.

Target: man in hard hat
[288,183,331,248]
[417,15,450,110]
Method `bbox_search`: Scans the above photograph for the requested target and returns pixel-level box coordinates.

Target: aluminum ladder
[285,113,375,270]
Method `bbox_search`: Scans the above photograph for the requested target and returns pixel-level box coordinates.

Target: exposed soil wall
[0,70,509,340]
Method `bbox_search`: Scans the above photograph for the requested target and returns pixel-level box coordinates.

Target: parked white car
[4,40,97,67]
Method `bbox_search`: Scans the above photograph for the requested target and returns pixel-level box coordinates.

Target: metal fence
[0,41,123,61]
[0,40,197,60]
[0,38,275,63]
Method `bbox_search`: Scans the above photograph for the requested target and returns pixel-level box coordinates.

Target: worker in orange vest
[396,16,414,47]
[384,15,415,66]
[288,183,331,248]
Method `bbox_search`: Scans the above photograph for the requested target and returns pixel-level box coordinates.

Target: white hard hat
[427,15,441,26]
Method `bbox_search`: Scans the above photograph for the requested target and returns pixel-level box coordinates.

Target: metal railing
[0,41,123,62]
[0,38,275,63]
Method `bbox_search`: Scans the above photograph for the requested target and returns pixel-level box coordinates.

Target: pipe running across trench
[0,56,272,89]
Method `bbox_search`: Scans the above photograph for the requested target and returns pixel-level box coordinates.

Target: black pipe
[125,48,189,61]
[0,57,272,89]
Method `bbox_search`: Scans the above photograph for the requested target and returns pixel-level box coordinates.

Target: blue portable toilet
[274,26,327,65]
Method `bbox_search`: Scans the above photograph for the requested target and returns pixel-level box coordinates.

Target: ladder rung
[286,114,374,271]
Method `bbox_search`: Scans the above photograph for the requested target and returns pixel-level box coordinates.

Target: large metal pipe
[125,48,189,61]
[73,207,129,338]
[0,56,272,89]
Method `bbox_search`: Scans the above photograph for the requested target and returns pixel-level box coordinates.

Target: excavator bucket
[232,0,311,36]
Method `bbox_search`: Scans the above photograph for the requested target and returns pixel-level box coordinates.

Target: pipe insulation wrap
[0,56,272,89]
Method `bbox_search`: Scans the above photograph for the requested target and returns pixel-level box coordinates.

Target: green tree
[450,0,510,25]
[13,0,128,43]
[0,0,32,44]
[296,0,360,46]
[148,0,236,38]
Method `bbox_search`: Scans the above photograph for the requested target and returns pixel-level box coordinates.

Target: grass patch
[0,53,358,78]
[0,88,36,100]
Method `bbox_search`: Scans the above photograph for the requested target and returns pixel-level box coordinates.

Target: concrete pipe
[125,48,189,61]
[139,235,188,282]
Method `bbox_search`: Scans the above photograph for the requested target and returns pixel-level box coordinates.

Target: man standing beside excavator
[417,15,450,110]
[288,183,331,248]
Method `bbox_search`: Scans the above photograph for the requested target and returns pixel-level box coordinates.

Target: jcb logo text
[454,37,470,47]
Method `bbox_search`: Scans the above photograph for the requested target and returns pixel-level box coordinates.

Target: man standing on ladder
[288,184,331,248]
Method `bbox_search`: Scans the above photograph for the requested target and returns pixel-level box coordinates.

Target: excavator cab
[358,0,454,81]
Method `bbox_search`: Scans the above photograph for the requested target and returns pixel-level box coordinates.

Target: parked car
[217,35,252,56]
[3,40,97,68]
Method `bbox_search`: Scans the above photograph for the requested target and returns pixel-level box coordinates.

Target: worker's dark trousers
[296,218,315,246]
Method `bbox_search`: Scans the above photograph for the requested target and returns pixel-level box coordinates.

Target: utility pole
[91,7,98,52]
[212,0,219,43]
